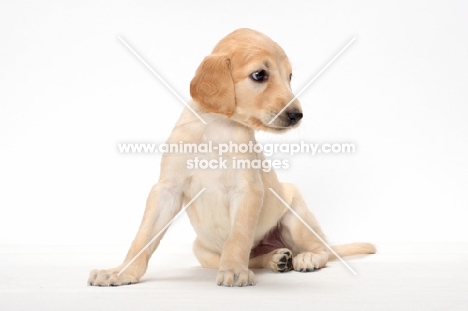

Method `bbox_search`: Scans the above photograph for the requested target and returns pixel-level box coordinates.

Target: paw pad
[273,249,293,273]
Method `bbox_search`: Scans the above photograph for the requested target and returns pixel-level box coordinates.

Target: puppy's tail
[329,242,376,259]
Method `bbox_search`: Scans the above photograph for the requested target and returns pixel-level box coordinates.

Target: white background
[1,0,467,247]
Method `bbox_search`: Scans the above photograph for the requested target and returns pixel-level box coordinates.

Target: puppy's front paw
[216,269,255,287]
[293,252,328,272]
[88,268,139,286]
[267,248,293,273]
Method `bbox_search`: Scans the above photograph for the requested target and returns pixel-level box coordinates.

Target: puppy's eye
[251,70,267,82]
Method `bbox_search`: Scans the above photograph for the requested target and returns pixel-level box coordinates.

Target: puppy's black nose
[287,111,303,125]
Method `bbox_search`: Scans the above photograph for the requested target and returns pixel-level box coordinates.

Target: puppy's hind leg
[88,183,183,286]
[193,238,221,269]
[277,183,330,272]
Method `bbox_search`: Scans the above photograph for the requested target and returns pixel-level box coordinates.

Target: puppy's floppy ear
[190,55,235,117]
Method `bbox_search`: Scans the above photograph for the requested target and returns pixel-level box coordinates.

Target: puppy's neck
[169,103,256,145]
[204,113,255,145]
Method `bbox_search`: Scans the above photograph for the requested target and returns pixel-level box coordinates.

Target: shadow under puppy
[88,28,375,287]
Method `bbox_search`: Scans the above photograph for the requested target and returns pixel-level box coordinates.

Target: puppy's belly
[249,224,286,258]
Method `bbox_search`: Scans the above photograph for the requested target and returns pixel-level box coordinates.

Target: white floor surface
[1,243,467,310]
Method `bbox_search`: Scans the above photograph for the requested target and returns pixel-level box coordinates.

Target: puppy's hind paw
[267,248,293,273]
[292,251,328,272]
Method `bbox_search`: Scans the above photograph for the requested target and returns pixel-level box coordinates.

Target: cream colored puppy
[88,28,375,287]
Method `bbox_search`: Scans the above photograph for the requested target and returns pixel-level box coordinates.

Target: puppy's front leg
[217,187,263,287]
[88,183,183,286]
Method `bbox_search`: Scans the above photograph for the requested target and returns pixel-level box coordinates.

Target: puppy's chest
[185,152,261,248]
[187,151,258,188]
[187,123,260,184]
[183,123,266,247]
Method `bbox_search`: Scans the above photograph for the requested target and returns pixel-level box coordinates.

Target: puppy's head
[190,28,302,132]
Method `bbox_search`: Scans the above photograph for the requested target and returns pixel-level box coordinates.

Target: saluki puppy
[88,28,375,287]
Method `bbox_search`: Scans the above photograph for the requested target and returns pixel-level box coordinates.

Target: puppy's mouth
[236,110,303,133]
[264,109,303,132]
